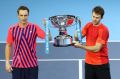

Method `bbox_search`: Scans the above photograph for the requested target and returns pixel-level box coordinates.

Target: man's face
[92,12,102,25]
[18,10,29,23]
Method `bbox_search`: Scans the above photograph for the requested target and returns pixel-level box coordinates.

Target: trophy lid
[49,15,76,28]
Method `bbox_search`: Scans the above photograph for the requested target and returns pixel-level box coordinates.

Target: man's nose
[93,17,97,20]
[22,16,26,19]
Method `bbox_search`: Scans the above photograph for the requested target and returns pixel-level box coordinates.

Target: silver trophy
[44,15,82,53]
[48,15,82,47]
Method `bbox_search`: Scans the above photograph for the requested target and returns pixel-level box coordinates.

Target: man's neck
[93,22,101,27]
[19,21,28,28]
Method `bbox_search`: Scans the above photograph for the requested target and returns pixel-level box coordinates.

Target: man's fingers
[11,67,13,71]
[6,63,12,73]
[6,68,11,72]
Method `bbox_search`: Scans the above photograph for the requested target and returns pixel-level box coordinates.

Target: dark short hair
[92,6,104,18]
[17,6,29,15]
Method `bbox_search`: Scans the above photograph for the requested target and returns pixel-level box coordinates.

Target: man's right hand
[5,62,13,72]
[74,30,79,41]
[42,18,47,27]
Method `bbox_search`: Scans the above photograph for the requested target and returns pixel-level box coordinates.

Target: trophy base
[53,43,72,47]
[54,35,73,47]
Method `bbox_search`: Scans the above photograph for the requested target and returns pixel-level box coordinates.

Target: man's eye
[20,15,28,16]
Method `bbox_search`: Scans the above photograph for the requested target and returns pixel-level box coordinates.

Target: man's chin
[21,21,27,23]
[93,22,99,25]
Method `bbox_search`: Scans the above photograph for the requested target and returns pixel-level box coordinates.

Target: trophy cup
[49,15,82,47]
[44,15,82,53]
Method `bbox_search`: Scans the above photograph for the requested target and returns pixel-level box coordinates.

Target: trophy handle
[43,18,49,54]
[75,17,82,43]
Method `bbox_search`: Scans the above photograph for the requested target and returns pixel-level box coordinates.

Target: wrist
[81,45,85,49]
[6,60,10,64]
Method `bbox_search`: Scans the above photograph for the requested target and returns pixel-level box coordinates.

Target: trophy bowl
[49,15,76,28]
[49,15,77,47]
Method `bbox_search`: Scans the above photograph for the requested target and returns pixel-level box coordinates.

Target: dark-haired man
[74,6,111,79]
[5,6,51,79]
